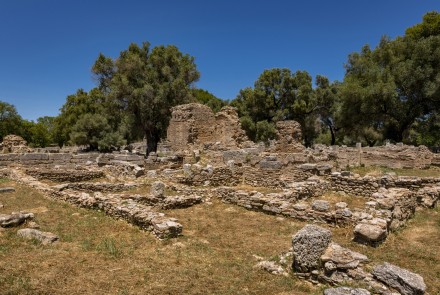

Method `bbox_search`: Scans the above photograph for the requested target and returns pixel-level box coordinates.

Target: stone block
[372,262,426,295]
[292,224,332,272]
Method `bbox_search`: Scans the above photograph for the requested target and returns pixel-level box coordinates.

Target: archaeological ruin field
[1,103,440,295]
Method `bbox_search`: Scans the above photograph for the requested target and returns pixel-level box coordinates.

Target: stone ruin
[166,103,251,151]
[1,102,440,294]
[0,134,32,153]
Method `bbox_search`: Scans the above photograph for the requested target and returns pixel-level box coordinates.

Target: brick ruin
[1,102,440,294]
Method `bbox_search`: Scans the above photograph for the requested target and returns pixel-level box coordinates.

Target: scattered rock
[255,260,288,276]
[321,243,369,269]
[146,170,157,178]
[372,262,426,295]
[292,224,332,272]
[0,212,34,227]
[0,202,3,209]
[354,218,388,245]
[150,181,165,198]
[0,187,15,193]
[323,286,370,295]
[312,200,330,212]
[17,228,59,245]
[26,221,40,229]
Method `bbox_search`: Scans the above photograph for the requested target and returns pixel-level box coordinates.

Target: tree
[0,101,23,141]
[193,89,227,113]
[339,12,440,145]
[231,68,319,146]
[93,42,200,155]
[69,113,125,151]
[406,11,440,39]
[314,76,340,145]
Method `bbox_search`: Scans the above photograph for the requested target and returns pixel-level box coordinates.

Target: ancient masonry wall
[166,103,250,151]
[1,168,182,239]
[330,173,440,197]
[0,153,144,167]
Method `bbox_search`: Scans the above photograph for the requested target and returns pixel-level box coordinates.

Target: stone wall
[166,103,250,151]
[272,121,305,153]
[0,135,31,153]
[0,152,144,167]
[330,172,440,197]
[309,143,436,169]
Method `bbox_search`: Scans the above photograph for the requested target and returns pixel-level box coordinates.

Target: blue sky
[1,1,440,121]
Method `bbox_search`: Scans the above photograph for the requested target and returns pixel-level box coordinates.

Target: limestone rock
[255,260,288,276]
[274,120,304,152]
[312,200,330,212]
[321,243,368,269]
[323,287,370,295]
[1,134,31,153]
[0,212,34,227]
[354,218,388,245]
[214,106,250,148]
[0,187,15,193]
[17,228,59,245]
[150,181,165,198]
[372,262,426,295]
[292,224,332,272]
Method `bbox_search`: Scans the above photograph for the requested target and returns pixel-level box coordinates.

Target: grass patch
[319,192,367,209]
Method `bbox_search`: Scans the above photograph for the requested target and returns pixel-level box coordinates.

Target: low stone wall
[309,143,436,169]
[330,173,440,196]
[0,152,144,167]
[3,168,183,239]
[215,181,356,226]
[25,168,105,182]
[177,165,243,186]
[51,190,182,239]
[53,182,138,193]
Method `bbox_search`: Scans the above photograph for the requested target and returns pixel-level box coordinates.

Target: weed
[97,237,122,258]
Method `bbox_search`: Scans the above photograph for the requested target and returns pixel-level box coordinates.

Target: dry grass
[318,192,367,209]
[0,179,316,295]
[1,178,439,294]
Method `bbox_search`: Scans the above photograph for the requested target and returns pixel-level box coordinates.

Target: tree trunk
[330,126,336,145]
[146,132,159,157]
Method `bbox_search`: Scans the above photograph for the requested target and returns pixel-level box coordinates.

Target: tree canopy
[93,42,200,155]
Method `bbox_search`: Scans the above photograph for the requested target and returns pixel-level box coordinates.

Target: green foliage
[406,11,440,39]
[231,69,333,146]
[193,89,227,113]
[255,120,276,143]
[94,42,200,155]
[0,101,23,141]
[69,113,126,151]
[339,12,440,146]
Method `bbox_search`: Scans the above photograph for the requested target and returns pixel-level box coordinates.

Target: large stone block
[292,224,332,272]
[17,228,59,245]
[372,262,426,295]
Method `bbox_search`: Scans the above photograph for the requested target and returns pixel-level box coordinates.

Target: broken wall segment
[4,168,183,239]
[272,120,305,153]
[0,135,31,153]
[166,103,251,151]
[0,152,145,167]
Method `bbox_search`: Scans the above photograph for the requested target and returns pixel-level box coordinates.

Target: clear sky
[1,0,440,121]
